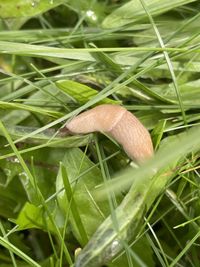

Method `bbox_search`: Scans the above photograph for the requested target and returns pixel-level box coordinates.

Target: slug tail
[109,111,153,163]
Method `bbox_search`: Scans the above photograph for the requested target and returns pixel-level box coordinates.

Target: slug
[66,104,153,163]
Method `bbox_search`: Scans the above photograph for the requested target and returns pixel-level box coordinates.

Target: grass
[0,0,200,266]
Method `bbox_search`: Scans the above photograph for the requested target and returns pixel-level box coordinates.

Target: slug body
[66,104,153,163]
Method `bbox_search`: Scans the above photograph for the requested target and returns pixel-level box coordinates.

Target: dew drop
[31,1,38,7]
[19,172,29,186]
[12,158,20,163]
[110,239,120,256]
[86,10,97,22]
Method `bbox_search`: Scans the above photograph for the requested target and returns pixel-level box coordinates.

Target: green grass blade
[169,230,200,267]
[139,0,187,124]
[0,100,62,118]
[60,163,88,244]
[0,236,41,267]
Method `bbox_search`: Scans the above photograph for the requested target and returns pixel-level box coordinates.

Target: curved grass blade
[0,237,41,267]
[74,125,200,267]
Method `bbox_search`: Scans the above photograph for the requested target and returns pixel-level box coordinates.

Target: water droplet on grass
[12,158,20,163]
[19,172,29,186]
[86,10,97,22]
[31,1,38,7]
[111,239,120,256]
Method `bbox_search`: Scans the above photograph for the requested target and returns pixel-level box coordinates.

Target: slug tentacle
[66,104,153,163]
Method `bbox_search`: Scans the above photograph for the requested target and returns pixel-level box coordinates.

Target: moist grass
[0,0,200,266]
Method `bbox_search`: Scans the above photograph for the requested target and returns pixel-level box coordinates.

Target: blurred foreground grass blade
[74,125,200,267]
[0,0,65,19]
[0,237,41,267]
[102,0,197,28]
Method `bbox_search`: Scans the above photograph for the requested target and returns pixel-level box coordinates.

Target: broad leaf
[56,80,118,105]
[56,148,121,244]
[102,0,197,28]
[0,0,64,19]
